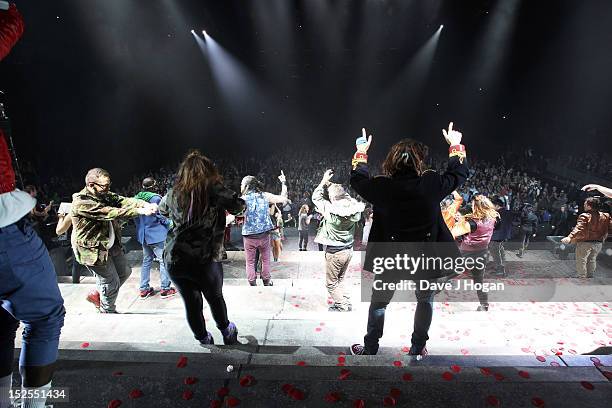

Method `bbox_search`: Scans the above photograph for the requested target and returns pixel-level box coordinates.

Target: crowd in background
[16,147,611,249]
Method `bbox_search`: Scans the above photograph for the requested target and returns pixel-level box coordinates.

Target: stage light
[440,24,444,29]
[190,29,195,34]
[202,30,207,35]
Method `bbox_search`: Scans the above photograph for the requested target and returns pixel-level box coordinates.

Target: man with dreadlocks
[350,123,469,358]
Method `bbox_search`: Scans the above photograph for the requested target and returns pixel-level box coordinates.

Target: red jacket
[0,3,24,61]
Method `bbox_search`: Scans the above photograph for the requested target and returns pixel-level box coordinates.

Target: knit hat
[0,129,16,194]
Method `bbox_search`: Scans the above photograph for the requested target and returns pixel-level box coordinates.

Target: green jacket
[312,184,365,247]
[70,188,145,266]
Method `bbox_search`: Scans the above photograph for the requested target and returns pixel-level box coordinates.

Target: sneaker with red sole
[86,290,100,310]
[160,288,177,299]
[139,287,155,299]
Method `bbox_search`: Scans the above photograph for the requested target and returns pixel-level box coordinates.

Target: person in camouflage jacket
[71,168,156,313]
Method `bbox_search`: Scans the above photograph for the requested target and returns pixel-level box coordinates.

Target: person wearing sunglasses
[71,168,157,313]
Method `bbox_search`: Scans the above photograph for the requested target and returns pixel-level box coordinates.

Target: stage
[12,250,612,407]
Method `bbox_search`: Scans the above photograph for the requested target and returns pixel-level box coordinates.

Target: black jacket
[159,183,245,269]
[491,208,514,241]
[350,155,469,278]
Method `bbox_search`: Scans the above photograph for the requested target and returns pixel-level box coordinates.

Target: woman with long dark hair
[159,150,245,345]
[350,124,469,358]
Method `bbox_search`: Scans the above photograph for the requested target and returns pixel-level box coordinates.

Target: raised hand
[278,170,286,184]
[322,169,334,185]
[442,122,462,146]
[356,128,373,153]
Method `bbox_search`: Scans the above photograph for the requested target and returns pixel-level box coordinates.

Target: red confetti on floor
[217,387,230,398]
[209,400,222,408]
[227,396,241,406]
[401,346,410,353]
[176,356,188,368]
[315,327,322,332]
[290,388,305,400]
[393,360,402,367]
[389,388,401,398]
[494,373,506,382]
[450,364,461,373]
[353,400,365,408]
[480,367,492,376]
[486,395,500,406]
[112,371,123,376]
[182,390,194,400]
[296,361,307,366]
[184,377,198,385]
[442,371,454,381]
[128,389,143,399]
[580,381,595,390]
[383,396,397,406]
[325,392,341,402]
[402,372,414,381]
[531,397,545,407]
[460,349,470,355]
[80,342,90,348]
[518,370,531,379]
[239,375,255,387]
[107,400,122,408]
[339,369,352,380]
[338,356,346,364]
[536,356,546,362]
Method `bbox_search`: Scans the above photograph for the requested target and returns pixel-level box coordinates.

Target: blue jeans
[0,219,65,369]
[141,241,171,290]
[364,285,434,355]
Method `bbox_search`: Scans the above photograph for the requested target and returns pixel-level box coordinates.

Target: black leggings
[299,230,308,250]
[169,261,230,341]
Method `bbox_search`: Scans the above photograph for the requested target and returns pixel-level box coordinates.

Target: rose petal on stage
[486,395,500,406]
[184,377,198,385]
[461,349,470,355]
[296,361,307,366]
[282,384,294,394]
[112,371,123,376]
[209,400,222,408]
[536,356,546,362]
[217,387,230,398]
[393,361,403,367]
[580,381,594,390]
[480,367,492,376]
[176,356,188,368]
[353,399,366,408]
[182,390,194,400]
[338,356,346,364]
[383,396,396,406]
[494,373,505,381]
[227,396,241,406]
[442,372,454,381]
[531,397,545,407]
[401,346,410,353]
[402,373,413,381]
[81,342,90,348]
[339,369,352,380]
[315,327,322,332]
[521,347,532,354]
[451,364,461,373]
[519,371,530,379]
[128,389,143,399]
[107,400,122,408]
[290,388,305,400]
[239,375,255,387]
[389,388,401,398]
[550,362,560,367]
[324,392,341,402]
